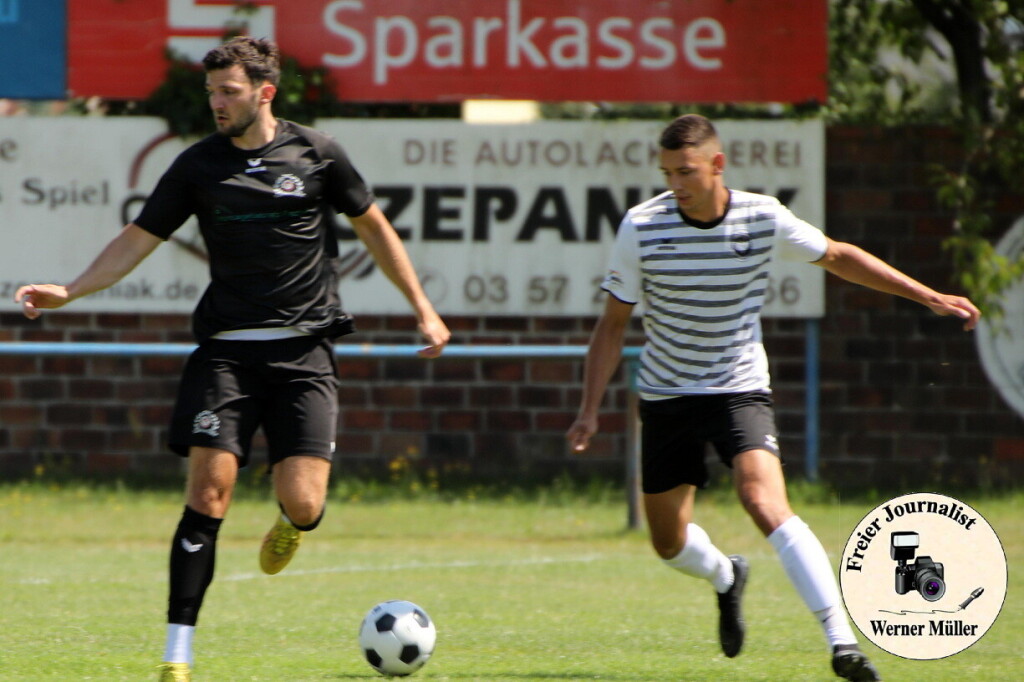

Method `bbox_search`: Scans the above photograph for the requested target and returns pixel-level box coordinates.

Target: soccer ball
[358,600,437,676]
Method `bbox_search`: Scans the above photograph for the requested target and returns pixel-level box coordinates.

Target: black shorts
[168,336,340,467]
[638,391,780,494]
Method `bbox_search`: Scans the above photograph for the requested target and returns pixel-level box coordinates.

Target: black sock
[167,505,223,626]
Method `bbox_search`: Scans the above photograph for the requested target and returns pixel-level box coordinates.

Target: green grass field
[0,481,1020,681]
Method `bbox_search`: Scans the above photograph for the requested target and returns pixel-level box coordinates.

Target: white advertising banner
[0,117,825,317]
[0,118,207,312]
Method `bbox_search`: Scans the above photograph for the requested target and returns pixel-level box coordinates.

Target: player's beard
[215,95,260,138]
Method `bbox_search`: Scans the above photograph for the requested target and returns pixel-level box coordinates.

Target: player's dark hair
[659,114,719,150]
[203,36,281,86]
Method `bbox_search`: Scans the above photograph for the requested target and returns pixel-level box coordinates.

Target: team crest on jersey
[730,228,752,257]
[273,173,306,197]
[192,410,221,437]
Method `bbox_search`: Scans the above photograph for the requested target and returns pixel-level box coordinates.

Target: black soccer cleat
[716,554,749,658]
[831,644,882,681]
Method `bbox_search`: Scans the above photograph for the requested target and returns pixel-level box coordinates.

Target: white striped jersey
[602,189,827,398]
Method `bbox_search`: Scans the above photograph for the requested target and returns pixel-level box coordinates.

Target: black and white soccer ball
[358,600,437,677]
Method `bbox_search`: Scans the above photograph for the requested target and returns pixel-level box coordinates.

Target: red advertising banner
[68,0,827,103]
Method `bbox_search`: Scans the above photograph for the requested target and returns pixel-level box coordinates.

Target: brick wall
[808,127,1024,487]
[0,311,643,481]
[2,126,1022,488]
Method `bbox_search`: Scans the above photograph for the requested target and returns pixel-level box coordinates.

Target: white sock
[662,523,734,593]
[768,516,857,648]
[164,623,195,665]
[817,605,859,648]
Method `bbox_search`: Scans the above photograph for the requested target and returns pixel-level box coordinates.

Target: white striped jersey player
[601,188,828,399]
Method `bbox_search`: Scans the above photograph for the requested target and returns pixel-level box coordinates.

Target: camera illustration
[891,531,946,601]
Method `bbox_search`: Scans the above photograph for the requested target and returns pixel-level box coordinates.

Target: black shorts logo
[192,410,221,437]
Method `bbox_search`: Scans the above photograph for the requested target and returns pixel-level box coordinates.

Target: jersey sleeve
[601,216,643,304]
[320,136,376,217]
[774,204,828,262]
[133,154,196,240]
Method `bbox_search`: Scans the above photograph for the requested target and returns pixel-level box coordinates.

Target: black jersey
[135,120,374,342]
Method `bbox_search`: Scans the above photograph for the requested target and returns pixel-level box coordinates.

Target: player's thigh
[185,446,241,517]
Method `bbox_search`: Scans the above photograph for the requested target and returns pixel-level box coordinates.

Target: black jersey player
[16,36,450,682]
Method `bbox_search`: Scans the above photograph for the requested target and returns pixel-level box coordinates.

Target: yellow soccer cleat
[259,515,304,575]
[157,662,191,682]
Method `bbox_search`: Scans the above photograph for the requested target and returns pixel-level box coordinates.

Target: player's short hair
[203,36,281,86]
[659,114,719,151]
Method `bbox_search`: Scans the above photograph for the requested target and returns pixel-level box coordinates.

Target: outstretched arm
[15,223,162,319]
[566,295,635,452]
[813,237,980,330]
[348,203,450,357]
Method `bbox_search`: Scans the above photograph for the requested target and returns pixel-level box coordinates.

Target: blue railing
[0,341,636,359]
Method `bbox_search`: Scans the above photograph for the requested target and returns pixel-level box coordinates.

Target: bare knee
[651,538,684,560]
[649,523,690,560]
[643,485,696,560]
[737,484,791,536]
[280,495,324,528]
[732,450,793,535]
[272,455,331,527]
[187,484,233,517]
[185,448,238,517]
